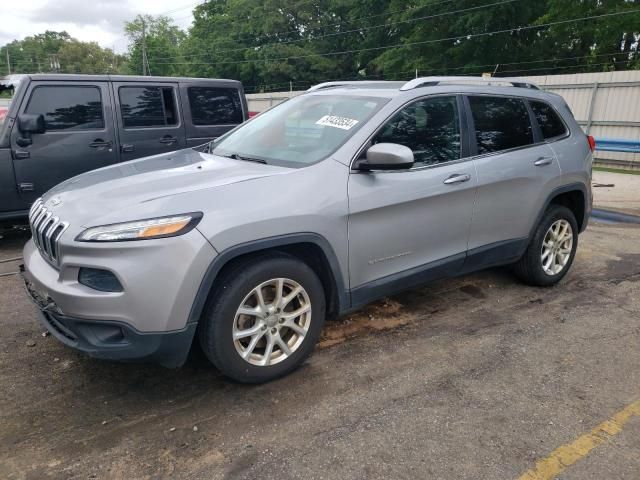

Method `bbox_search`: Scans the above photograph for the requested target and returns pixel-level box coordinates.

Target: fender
[187,233,349,325]
[530,182,590,237]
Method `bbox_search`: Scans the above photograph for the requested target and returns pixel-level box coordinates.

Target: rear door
[113,82,186,161]
[10,81,118,205]
[465,94,561,252]
[180,82,246,147]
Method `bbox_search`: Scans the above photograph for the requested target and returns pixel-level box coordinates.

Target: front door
[348,96,476,303]
[113,82,186,161]
[11,81,118,206]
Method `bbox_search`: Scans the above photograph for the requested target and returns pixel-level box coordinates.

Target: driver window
[374,96,461,168]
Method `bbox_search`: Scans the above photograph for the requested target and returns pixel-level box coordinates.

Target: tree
[6,2,638,87]
[124,15,187,76]
[1,31,126,75]
[174,0,639,89]
[529,0,640,76]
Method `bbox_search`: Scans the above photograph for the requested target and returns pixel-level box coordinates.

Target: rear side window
[374,96,461,167]
[188,87,243,125]
[469,96,533,154]
[25,85,104,131]
[119,86,178,128]
[530,101,567,139]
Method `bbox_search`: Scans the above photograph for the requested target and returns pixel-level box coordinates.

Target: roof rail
[400,76,540,91]
[307,81,403,92]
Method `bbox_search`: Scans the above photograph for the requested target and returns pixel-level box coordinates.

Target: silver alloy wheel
[541,219,573,276]
[232,278,312,366]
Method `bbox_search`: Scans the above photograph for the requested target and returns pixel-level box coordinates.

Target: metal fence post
[586,82,599,134]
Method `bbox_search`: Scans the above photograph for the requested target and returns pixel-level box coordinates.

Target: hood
[41,148,290,227]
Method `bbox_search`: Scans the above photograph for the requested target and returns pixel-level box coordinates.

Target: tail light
[587,135,596,152]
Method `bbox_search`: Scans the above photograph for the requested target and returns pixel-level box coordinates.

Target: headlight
[76,213,202,242]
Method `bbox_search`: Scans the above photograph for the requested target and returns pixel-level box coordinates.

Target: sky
[0,0,200,53]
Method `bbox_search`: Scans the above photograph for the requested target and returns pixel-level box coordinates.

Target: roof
[306,76,541,96]
[0,73,242,86]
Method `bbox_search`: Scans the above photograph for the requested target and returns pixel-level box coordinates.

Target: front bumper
[21,228,216,332]
[22,269,197,367]
[21,227,217,367]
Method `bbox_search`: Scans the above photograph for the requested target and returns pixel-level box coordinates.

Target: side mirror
[356,143,414,171]
[16,114,46,147]
[18,114,46,134]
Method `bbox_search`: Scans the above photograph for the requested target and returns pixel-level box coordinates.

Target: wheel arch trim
[532,182,590,236]
[187,233,349,325]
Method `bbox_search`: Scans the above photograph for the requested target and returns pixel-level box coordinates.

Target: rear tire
[514,205,578,287]
[198,254,326,383]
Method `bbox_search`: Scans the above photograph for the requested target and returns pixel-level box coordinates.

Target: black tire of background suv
[198,253,326,383]
[514,205,579,287]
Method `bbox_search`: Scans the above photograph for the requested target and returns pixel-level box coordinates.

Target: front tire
[514,205,578,286]
[199,254,326,383]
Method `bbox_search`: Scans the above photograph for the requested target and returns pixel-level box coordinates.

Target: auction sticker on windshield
[316,115,359,130]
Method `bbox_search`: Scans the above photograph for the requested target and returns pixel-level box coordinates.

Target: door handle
[13,150,30,159]
[89,139,113,150]
[159,135,178,145]
[121,144,135,153]
[534,156,554,166]
[443,173,471,185]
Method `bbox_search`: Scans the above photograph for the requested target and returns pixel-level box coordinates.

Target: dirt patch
[606,254,640,285]
[318,298,415,348]
[459,284,488,299]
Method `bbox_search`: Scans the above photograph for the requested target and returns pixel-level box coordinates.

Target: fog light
[78,268,123,292]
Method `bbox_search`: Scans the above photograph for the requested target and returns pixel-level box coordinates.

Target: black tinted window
[530,101,567,139]
[26,86,103,130]
[119,86,178,128]
[469,96,533,154]
[374,96,461,167]
[188,87,243,125]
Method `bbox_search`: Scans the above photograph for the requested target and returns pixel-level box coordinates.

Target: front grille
[28,198,69,268]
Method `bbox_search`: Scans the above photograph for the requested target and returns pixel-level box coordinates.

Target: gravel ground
[0,220,639,480]
[592,170,640,216]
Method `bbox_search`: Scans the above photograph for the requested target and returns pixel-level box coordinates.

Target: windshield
[212,94,389,167]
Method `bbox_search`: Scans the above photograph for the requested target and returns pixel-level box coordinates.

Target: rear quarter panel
[545,100,593,217]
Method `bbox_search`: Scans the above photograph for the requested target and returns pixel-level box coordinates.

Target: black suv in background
[0,74,248,221]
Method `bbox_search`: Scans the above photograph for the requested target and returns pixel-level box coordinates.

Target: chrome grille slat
[38,212,52,251]
[33,208,48,236]
[44,217,60,259]
[28,198,69,268]
[31,207,47,247]
[53,223,69,262]
[29,200,41,217]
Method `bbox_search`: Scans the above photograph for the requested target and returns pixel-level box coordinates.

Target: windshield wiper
[220,152,267,164]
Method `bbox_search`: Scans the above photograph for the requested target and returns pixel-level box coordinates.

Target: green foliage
[124,15,187,76]
[173,0,640,91]
[2,1,639,90]
[0,31,126,75]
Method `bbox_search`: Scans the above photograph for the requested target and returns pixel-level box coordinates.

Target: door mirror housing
[16,114,45,147]
[18,114,46,134]
[357,143,414,171]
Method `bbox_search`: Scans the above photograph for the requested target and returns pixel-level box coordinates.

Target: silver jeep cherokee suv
[22,77,593,383]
